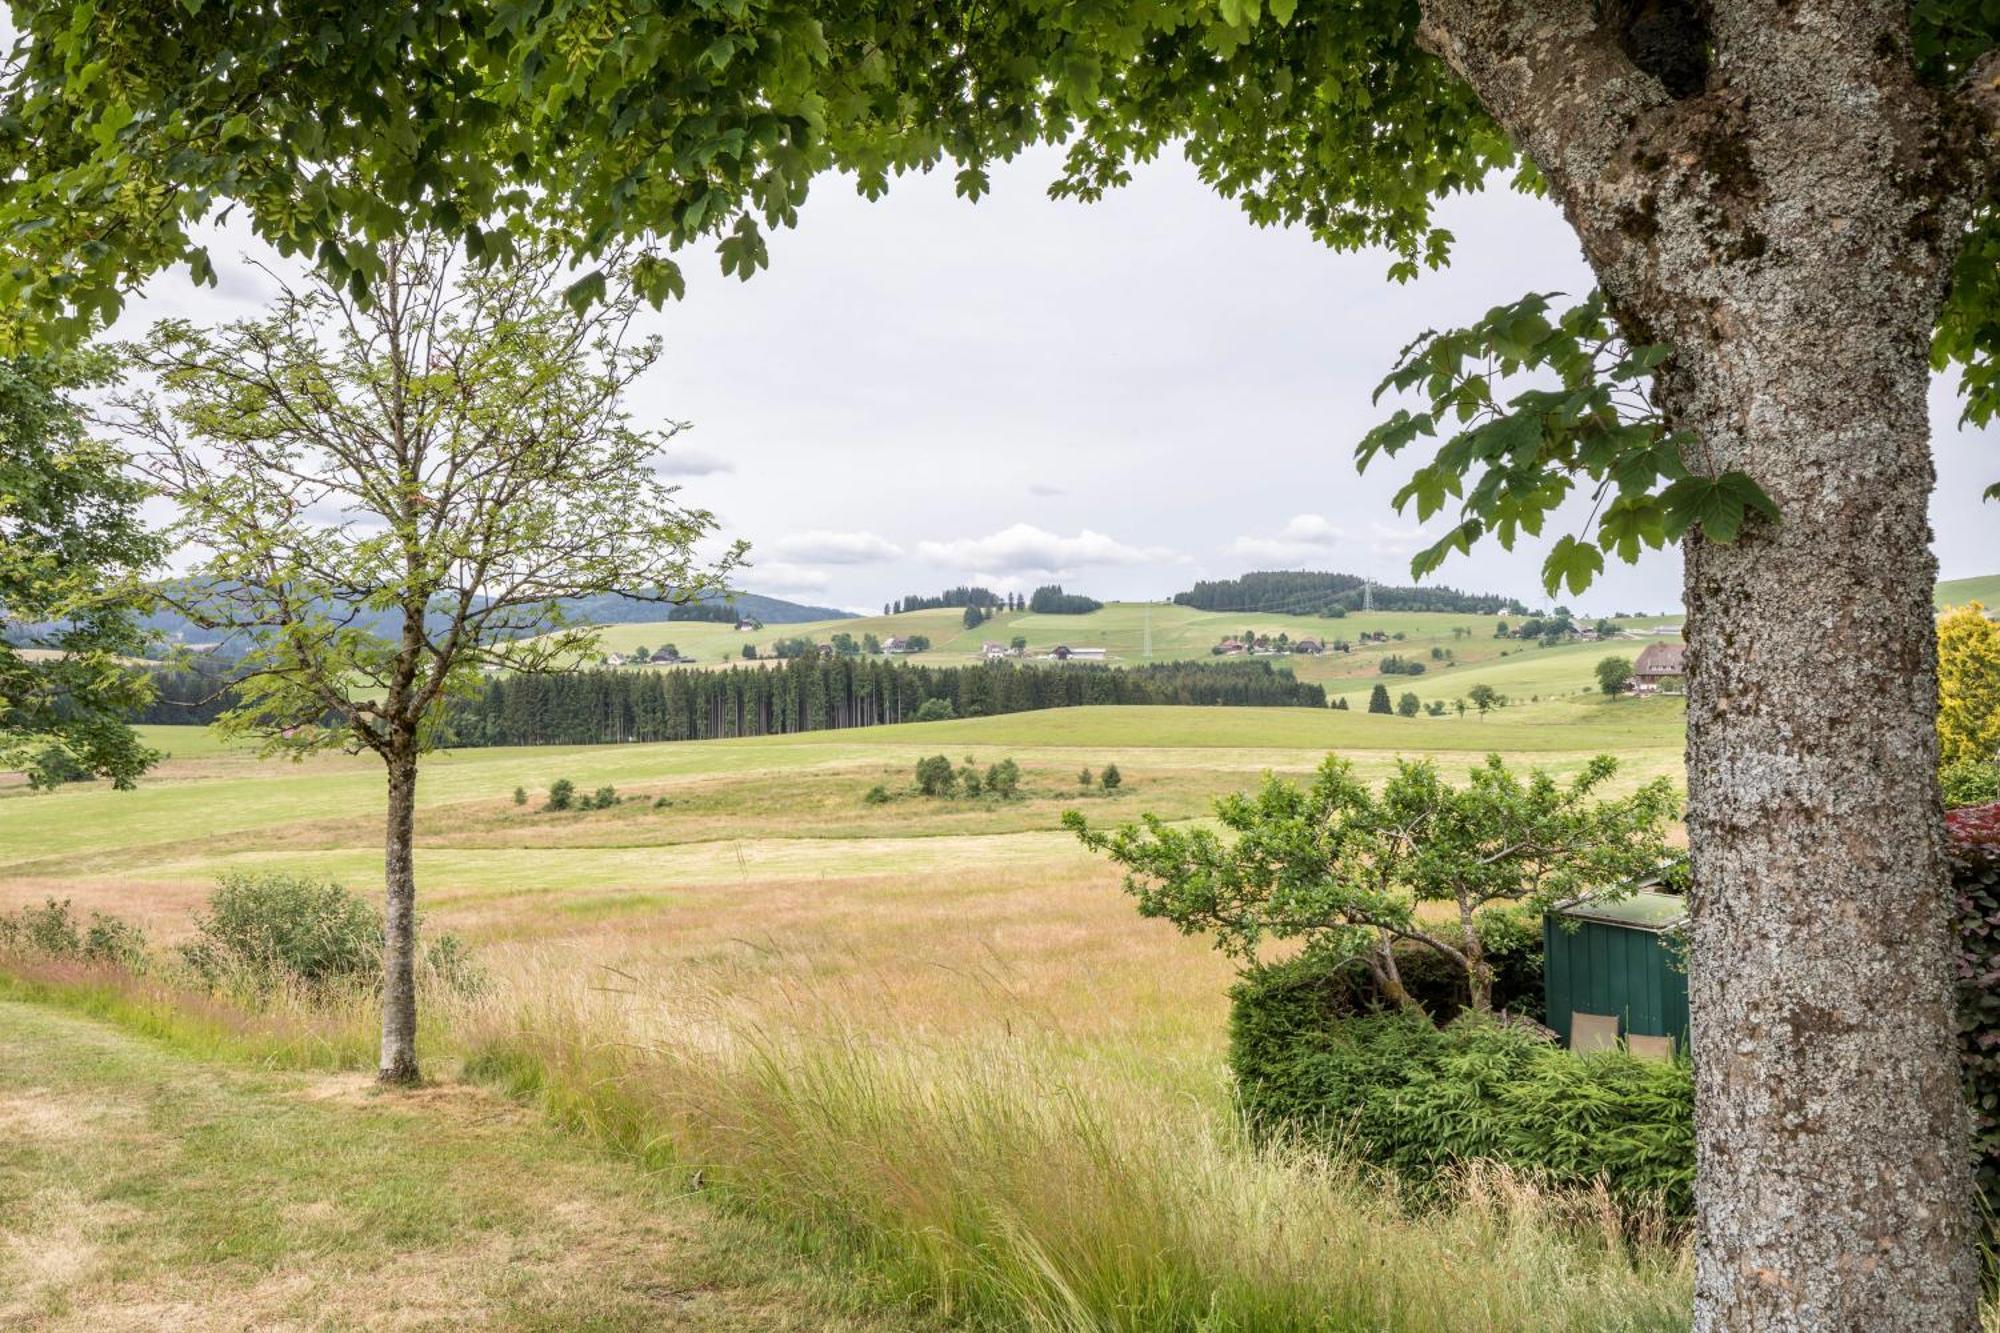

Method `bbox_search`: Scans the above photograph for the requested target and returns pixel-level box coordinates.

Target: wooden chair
[1626,1033,1674,1063]
[1570,1011,1620,1054]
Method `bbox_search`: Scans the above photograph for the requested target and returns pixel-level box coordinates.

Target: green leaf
[562,270,608,315]
[1659,471,1780,544]
[1543,534,1604,597]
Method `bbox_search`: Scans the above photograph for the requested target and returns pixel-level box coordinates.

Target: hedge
[1950,802,2000,1211]
[1230,983,1694,1214]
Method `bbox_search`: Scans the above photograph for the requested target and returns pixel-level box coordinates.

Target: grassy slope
[1938,573,2000,608]
[0,997,914,1332]
[583,601,1683,680]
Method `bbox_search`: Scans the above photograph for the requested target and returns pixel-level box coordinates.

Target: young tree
[1396,692,1421,717]
[1939,604,2000,768]
[1,353,163,788]
[1067,754,1677,1013]
[1099,763,1122,791]
[110,236,736,1084]
[1466,684,1505,718]
[1596,656,1636,697]
[545,779,576,813]
[1367,683,1393,715]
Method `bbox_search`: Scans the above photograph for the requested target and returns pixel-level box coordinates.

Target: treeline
[890,586,1010,613]
[1173,571,1521,616]
[1029,584,1102,615]
[442,658,1323,746]
[130,658,1324,745]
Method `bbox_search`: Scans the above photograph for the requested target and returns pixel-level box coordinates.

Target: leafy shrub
[915,754,957,797]
[1944,761,2000,810]
[1949,803,2000,1216]
[0,898,148,969]
[984,758,1021,799]
[1078,767,1093,787]
[179,871,383,991]
[863,784,892,805]
[585,784,618,810]
[512,785,527,806]
[1230,981,1692,1215]
[914,697,955,723]
[959,763,984,796]
[178,871,477,997]
[1099,763,1122,791]
[1396,692,1420,717]
[546,778,576,811]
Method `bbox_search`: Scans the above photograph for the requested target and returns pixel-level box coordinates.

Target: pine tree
[1367,684,1392,715]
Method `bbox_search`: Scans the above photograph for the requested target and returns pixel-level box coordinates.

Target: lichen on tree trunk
[1417,2,1991,1325]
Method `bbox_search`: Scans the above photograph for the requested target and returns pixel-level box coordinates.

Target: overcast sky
[118,147,1997,617]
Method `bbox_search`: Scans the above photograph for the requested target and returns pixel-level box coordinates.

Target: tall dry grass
[451,953,1694,1333]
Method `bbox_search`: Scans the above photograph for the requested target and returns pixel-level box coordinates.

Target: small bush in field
[863,784,892,805]
[587,784,618,810]
[652,794,673,809]
[512,786,528,805]
[178,871,477,998]
[960,763,984,796]
[985,758,1021,799]
[1099,764,1122,791]
[0,898,147,969]
[179,872,381,991]
[1078,767,1093,788]
[546,778,576,811]
[915,755,957,797]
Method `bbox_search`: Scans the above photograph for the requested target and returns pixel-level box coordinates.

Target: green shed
[1543,888,1690,1053]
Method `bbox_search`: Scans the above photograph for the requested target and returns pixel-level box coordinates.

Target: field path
[0,999,924,1332]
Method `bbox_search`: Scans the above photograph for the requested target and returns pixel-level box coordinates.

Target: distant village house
[1631,641,1687,693]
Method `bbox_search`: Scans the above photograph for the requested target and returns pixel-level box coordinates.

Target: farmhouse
[1047,645,1107,662]
[733,617,759,632]
[1631,641,1687,692]
[981,641,1011,659]
[1216,638,1247,655]
[882,636,912,654]
[1294,638,1324,654]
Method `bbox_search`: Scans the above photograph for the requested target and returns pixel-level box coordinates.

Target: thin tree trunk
[379,743,421,1086]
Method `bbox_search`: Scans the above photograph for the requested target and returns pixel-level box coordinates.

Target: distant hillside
[555,591,854,626]
[114,586,848,651]
[1937,574,2000,609]
[1173,570,1524,617]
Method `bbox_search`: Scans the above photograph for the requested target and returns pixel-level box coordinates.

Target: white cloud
[1225,513,1349,562]
[653,445,735,477]
[916,523,1178,576]
[1365,522,1438,558]
[1027,482,1065,497]
[770,529,905,563]
[742,559,832,593]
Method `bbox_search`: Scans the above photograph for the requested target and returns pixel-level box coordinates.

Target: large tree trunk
[1416,4,1988,1326]
[1677,304,1974,1329]
[379,742,421,1086]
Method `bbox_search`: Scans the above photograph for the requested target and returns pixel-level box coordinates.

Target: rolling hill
[1937,574,2000,608]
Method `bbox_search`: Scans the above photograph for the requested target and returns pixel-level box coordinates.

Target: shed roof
[1552,887,1688,932]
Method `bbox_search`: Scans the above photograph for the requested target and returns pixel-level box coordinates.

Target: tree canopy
[1065,752,1678,1011]
[0,352,162,788]
[6,3,1992,592]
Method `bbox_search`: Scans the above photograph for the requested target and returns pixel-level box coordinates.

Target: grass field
[1940,573,2000,608]
[581,600,1685,693]
[2,696,1699,1330]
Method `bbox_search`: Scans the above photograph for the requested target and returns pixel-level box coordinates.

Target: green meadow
[4,622,1705,1331]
